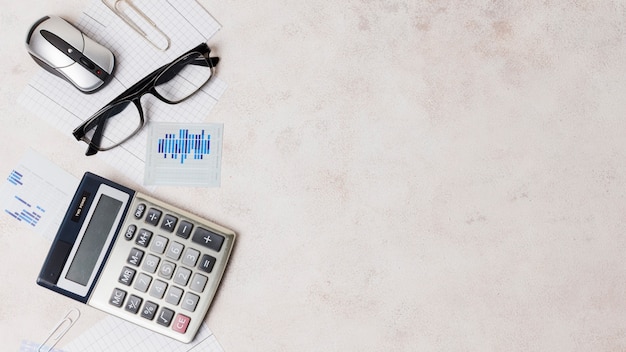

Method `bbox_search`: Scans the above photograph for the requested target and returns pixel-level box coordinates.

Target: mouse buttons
[79,57,95,70]
[81,35,115,77]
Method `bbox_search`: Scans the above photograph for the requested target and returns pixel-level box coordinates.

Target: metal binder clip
[37,308,81,352]
[102,0,171,51]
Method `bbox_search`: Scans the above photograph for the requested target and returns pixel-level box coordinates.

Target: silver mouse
[26,16,115,93]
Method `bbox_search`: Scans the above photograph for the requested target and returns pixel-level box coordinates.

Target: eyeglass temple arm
[208,57,219,66]
[85,118,106,156]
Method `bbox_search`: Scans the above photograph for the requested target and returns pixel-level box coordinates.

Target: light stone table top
[1,0,626,351]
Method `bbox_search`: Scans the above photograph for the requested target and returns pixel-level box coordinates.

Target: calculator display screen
[65,195,123,286]
[41,176,131,299]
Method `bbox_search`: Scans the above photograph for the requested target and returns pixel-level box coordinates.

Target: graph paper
[18,0,227,186]
[62,316,224,352]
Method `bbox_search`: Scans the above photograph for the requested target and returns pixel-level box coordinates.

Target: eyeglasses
[72,43,219,156]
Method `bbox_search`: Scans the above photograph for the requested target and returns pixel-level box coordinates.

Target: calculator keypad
[89,194,235,343]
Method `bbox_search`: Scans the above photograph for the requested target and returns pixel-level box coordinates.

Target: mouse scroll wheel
[79,57,95,70]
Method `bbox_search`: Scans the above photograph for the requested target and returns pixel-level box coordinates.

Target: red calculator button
[172,313,191,334]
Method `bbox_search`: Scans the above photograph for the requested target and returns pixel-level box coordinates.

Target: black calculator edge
[36,172,135,303]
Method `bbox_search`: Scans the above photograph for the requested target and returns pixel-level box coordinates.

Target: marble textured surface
[2,0,626,351]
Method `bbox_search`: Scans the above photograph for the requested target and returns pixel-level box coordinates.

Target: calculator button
[134,203,146,219]
[135,229,153,248]
[165,286,184,305]
[159,261,176,280]
[156,307,175,327]
[198,254,216,273]
[166,241,184,261]
[124,224,137,240]
[150,235,168,254]
[190,273,208,293]
[141,301,158,320]
[145,208,162,226]
[181,248,200,267]
[134,273,152,292]
[181,292,200,312]
[150,279,168,299]
[173,266,192,286]
[172,313,191,334]
[176,220,194,239]
[142,254,160,274]
[125,295,142,314]
[109,288,126,307]
[191,227,224,252]
[161,214,178,232]
[127,248,144,266]
[118,266,136,286]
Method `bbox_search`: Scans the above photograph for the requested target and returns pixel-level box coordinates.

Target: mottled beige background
[2,0,626,351]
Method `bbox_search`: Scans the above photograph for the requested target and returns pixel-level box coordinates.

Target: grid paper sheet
[18,0,227,186]
[63,316,224,352]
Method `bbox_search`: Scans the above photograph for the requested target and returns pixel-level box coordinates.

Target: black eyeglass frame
[72,43,219,156]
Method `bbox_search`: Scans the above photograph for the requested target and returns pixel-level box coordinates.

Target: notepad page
[18,0,227,186]
[62,316,224,352]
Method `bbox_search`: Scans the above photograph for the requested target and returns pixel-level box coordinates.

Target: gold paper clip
[37,308,81,352]
[102,0,171,51]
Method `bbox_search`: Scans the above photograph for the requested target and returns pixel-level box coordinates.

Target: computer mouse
[26,15,115,93]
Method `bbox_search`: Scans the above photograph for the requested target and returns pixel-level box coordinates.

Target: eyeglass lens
[154,52,213,103]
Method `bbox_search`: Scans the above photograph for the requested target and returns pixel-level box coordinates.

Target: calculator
[37,172,235,343]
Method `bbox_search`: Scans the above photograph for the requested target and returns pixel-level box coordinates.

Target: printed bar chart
[145,123,223,187]
[8,170,24,185]
[0,150,79,240]
[157,129,211,164]
[4,170,44,227]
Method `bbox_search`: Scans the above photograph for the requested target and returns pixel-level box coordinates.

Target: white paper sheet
[0,149,79,240]
[145,123,223,186]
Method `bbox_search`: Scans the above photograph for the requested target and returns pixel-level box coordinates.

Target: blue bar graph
[7,170,23,185]
[157,129,211,164]
[3,177,45,227]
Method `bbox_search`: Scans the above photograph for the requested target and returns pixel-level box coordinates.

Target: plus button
[191,227,224,252]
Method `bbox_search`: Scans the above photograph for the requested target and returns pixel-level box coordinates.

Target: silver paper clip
[37,308,81,352]
[102,0,171,51]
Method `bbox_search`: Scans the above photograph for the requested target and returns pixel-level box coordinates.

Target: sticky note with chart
[144,123,223,186]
